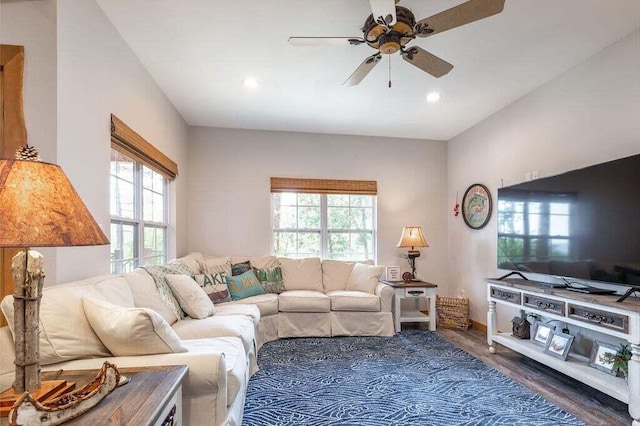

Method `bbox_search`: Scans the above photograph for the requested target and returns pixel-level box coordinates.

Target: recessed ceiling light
[426,92,442,103]
[243,78,259,89]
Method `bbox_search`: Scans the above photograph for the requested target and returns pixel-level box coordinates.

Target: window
[497,195,572,265]
[110,149,168,273]
[109,115,178,274]
[270,178,377,261]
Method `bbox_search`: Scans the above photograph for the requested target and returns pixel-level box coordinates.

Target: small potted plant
[613,344,632,380]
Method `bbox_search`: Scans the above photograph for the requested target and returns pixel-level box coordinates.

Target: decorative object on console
[396,226,429,280]
[511,316,530,339]
[461,183,492,230]
[588,340,619,376]
[530,322,554,346]
[385,266,401,281]
[613,344,632,379]
[0,147,112,420]
[401,272,412,283]
[543,331,575,361]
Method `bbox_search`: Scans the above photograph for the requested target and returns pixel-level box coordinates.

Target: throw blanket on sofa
[141,263,196,320]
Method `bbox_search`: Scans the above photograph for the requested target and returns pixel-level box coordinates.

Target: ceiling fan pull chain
[388,55,392,88]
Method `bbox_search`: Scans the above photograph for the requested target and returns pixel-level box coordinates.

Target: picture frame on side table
[588,340,619,375]
[385,266,401,281]
[530,322,555,346]
[543,331,575,360]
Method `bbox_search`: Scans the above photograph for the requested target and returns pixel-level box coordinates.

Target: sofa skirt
[278,312,331,338]
[330,311,394,337]
[256,314,279,349]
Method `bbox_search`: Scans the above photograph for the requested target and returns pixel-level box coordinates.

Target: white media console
[486,278,640,425]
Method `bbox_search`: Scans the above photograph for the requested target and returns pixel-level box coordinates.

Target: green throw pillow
[253,265,285,294]
[224,269,266,301]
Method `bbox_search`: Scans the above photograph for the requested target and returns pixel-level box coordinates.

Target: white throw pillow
[165,274,216,319]
[345,263,385,294]
[82,297,187,356]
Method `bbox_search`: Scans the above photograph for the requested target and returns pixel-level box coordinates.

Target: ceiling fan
[288,0,505,86]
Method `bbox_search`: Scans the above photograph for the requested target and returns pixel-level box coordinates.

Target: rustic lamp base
[0,380,75,417]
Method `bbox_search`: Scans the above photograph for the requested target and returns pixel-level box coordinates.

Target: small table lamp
[396,226,429,280]
[0,147,109,400]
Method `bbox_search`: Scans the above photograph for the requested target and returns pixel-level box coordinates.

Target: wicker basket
[436,295,471,330]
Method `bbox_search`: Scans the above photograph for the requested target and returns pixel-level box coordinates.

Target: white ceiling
[96,0,640,141]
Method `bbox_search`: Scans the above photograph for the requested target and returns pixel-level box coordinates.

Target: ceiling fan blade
[415,0,505,38]
[369,0,397,26]
[288,37,365,46]
[343,53,382,86]
[401,47,453,78]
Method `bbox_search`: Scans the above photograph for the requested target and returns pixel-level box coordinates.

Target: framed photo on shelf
[588,340,619,375]
[385,266,401,281]
[543,331,575,360]
[530,322,554,346]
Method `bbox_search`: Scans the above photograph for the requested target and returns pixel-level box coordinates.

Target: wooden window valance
[270,177,377,195]
[110,114,178,180]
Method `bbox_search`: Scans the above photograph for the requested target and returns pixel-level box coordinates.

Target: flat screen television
[497,153,640,287]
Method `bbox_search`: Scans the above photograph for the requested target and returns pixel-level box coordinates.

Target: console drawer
[568,304,629,333]
[490,286,521,305]
[523,294,565,315]
[405,288,427,298]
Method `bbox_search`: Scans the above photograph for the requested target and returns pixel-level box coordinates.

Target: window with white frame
[270,178,377,261]
[110,149,168,273]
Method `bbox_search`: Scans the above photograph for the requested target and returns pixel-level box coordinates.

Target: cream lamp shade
[396,226,429,249]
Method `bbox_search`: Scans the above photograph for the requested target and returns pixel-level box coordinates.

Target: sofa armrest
[375,283,394,312]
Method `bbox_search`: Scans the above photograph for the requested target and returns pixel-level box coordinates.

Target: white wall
[188,127,449,285]
[55,0,189,283]
[447,30,640,327]
[1,0,58,284]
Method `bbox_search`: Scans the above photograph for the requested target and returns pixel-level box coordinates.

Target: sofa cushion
[221,294,279,316]
[225,270,266,301]
[253,265,285,294]
[346,263,384,294]
[171,315,256,357]
[278,290,330,313]
[326,290,380,312]
[1,277,118,365]
[192,274,231,304]
[82,297,187,356]
[214,303,262,326]
[165,275,215,319]
[279,257,323,292]
[172,252,204,274]
[125,269,179,325]
[322,260,356,292]
[197,256,232,276]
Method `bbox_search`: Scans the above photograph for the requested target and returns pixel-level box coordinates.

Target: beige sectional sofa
[0,254,393,425]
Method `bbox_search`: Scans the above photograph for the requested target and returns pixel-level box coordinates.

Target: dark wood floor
[434,327,630,426]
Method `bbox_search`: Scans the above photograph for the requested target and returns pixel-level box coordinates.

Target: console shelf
[486,279,640,425]
[492,332,628,402]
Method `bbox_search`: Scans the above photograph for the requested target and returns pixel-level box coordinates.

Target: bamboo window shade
[270,177,377,195]
[110,114,178,180]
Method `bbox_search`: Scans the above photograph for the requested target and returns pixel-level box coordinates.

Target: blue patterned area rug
[243,330,584,425]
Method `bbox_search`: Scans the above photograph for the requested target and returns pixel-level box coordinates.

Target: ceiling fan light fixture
[426,92,442,103]
[243,78,259,89]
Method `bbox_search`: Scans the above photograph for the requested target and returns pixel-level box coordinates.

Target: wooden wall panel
[1,44,27,327]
